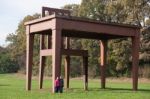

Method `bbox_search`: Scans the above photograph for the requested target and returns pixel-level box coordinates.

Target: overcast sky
[0,0,81,46]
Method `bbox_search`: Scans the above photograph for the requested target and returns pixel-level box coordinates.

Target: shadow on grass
[104,87,150,93]
[65,87,150,93]
[0,84,10,86]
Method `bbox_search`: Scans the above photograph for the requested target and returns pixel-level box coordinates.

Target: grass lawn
[0,74,150,99]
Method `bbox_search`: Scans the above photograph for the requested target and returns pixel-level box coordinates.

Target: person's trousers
[55,86,59,93]
[59,87,63,93]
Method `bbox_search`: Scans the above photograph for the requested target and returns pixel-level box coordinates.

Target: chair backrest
[42,7,71,17]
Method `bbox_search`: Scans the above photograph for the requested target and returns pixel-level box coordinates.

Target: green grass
[0,74,150,99]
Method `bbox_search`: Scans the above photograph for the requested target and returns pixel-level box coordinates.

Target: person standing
[59,76,64,93]
[55,77,60,93]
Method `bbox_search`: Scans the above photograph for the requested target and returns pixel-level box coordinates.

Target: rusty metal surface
[42,7,71,17]
[100,40,107,89]
[39,56,45,89]
[131,31,140,91]
[61,49,88,56]
[26,33,34,91]
[25,14,140,29]
[64,56,70,89]
[25,14,140,39]
[40,49,88,56]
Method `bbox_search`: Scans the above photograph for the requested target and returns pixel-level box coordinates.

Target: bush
[0,51,19,73]
[139,64,150,78]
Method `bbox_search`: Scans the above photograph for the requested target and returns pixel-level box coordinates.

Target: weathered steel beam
[29,20,54,33]
[39,34,46,89]
[47,35,52,49]
[58,18,136,37]
[40,35,45,49]
[64,56,70,89]
[26,26,34,91]
[40,49,88,57]
[64,37,70,89]
[52,29,62,93]
[62,49,88,56]
[83,56,88,90]
[39,56,45,89]
[25,15,140,38]
[132,29,140,91]
[100,40,107,89]
[40,49,52,56]
[42,7,71,17]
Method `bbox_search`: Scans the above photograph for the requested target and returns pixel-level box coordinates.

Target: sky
[0,0,81,46]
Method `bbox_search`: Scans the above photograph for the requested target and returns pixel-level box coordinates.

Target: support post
[52,29,62,93]
[64,37,70,89]
[39,35,45,89]
[47,35,52,49]
[132,33,139,91]
[100,40,107,89]
[65,56,70,89]
[39,56,45,89]
[83,56,88,90]
[26,26,34,91]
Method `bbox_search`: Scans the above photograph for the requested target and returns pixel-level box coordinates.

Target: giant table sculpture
[25,7,140,93]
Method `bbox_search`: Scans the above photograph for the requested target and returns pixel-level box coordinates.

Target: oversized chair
[25,7,140,93]
[39,7,88,90]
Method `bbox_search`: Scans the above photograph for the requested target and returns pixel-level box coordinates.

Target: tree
[63,4,80,16]
[0,46,19,73]
[140,27,150,64]
[6,14,40,73]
